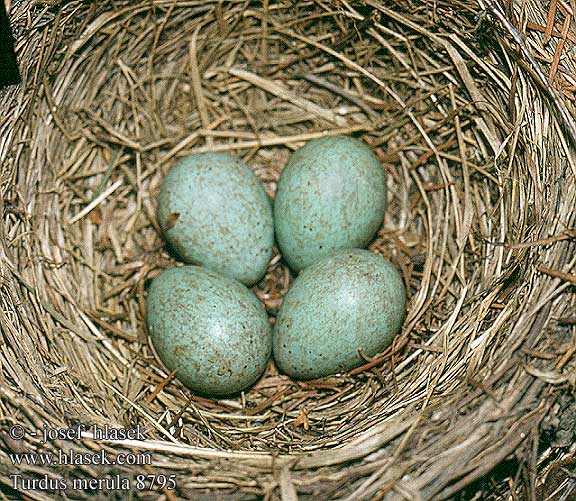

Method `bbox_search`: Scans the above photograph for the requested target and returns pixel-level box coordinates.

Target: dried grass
[0,0,575,499]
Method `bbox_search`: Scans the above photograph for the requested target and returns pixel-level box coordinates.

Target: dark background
[0,1,21,88]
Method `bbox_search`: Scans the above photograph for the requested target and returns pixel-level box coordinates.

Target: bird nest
[1,0,575,499]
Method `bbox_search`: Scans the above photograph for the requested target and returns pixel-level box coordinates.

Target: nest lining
[1,0,575,499]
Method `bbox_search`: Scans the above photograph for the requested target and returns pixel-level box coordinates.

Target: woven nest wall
[1,0,575,499]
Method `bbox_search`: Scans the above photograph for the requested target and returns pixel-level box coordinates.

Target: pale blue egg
[273,249,406,379]
[274,136,387,272]
[158,153,273,285]
[147,266,272,396]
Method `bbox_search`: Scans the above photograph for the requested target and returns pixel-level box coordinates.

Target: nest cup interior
[4,0,576,493]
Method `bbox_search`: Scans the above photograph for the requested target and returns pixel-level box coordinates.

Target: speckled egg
[273,249,406,380]
[146,266,272,396]
[157,152,274,286]
[274,135,387,272]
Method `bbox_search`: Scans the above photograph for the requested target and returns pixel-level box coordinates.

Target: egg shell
[157,152,274,286]
[274,136,387,272]
[146,266,272,396]
[273,249,406,380]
